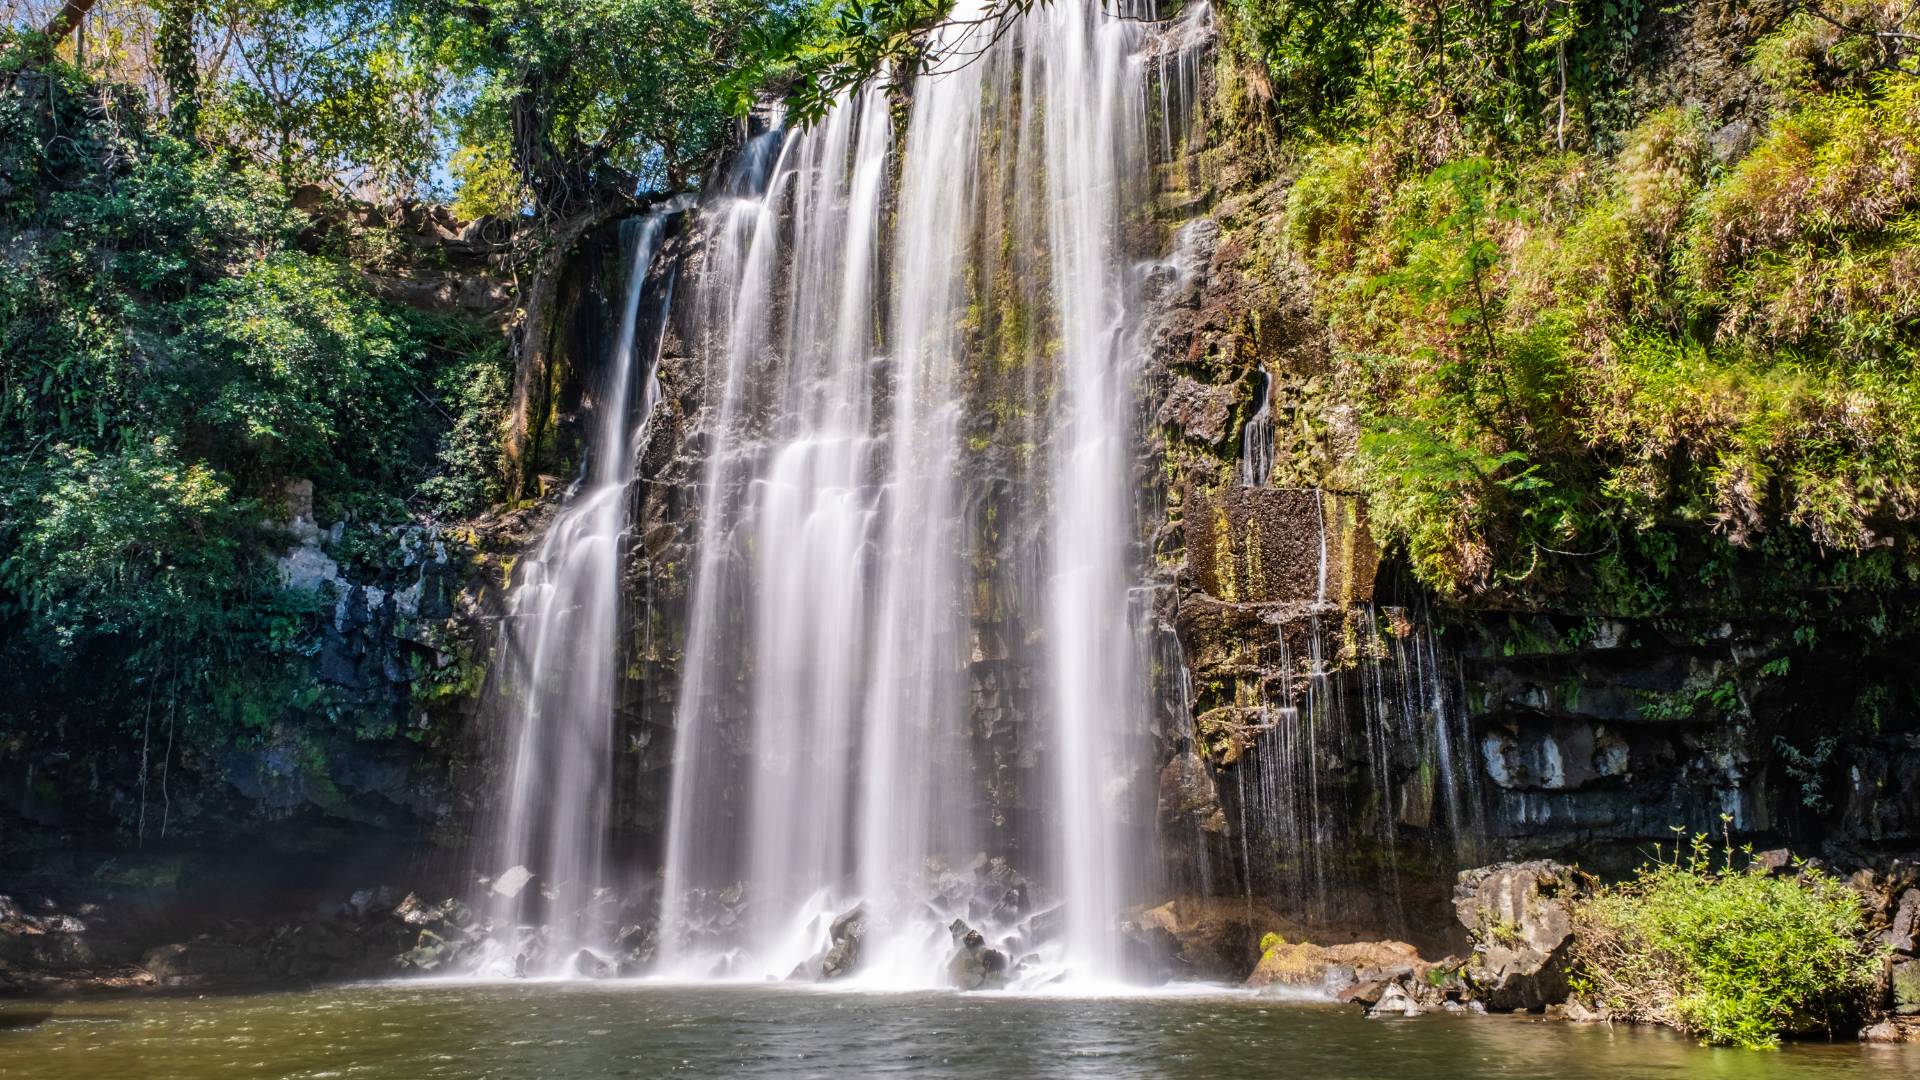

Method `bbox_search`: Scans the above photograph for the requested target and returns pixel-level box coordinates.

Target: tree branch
[40,0,101,44]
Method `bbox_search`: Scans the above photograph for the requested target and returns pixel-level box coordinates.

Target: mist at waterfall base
[468,0,1292,991]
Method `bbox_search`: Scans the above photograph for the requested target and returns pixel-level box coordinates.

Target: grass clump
[1571,829,1882,1049]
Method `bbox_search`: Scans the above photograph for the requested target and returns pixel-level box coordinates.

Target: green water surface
[2,983,1914,1079]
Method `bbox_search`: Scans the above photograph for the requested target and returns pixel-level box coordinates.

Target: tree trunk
[156,0,200,141]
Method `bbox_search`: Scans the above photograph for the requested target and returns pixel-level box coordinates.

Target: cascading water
[651,1,1208,987]
[1235,587,1485,927]
[1031,0,1156,983]
[481,209,676,973]
[1241,368,1274,488]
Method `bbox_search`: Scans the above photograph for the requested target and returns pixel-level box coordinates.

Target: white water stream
[488,0,1216,989]
[485,209,679,972]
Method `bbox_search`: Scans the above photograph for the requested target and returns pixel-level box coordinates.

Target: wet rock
[574,949,612,978]
[491,866,534,899]
[1561,998,1605,1023]
[669,882,754,955]
[1157,377,1237,445]
[1156,754,1228,836]
[1136,897,1300,980]
[1184,487,1378,606]
[345,887,399,920]
[1860,1018,1920,1043]
[1337,978,1390,1007]
[1886,889,1919,954]
[944,918,1009,991]
[1453,861,1592,1012]
[792,903,866,982]
[1024,905,1066,945]
[1367,980,1423,1017]
[614,923,657,974]
[0,897,96,969]
[1118,922,1182,983]
[1247,938,1422,997]
[1479,723,1631,791]
[143,939,252,985]
[1894,958,1920,1016]
[393,893,445,926]
[821,904,866,977]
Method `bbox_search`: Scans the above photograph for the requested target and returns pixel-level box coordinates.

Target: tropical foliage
[1248,0,1920,609]
[1572,831,1882,1049]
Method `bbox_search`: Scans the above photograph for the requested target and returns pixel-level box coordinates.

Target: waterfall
[648,0,1202,986]
[1031,0,1154,983]
[1237,596,1483,928]
[483,210,675,972]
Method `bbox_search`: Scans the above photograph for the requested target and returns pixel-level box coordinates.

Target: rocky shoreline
[7,858,1916,1046]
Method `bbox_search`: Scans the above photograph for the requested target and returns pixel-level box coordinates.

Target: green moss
[1268,44,1920,613]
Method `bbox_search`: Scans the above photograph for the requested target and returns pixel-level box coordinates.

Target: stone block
[1184,486,1377,606]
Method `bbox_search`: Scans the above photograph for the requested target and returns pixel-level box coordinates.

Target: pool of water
[2,982,1914,1079]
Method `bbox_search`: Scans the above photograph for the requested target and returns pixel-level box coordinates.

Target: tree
[155,0,198,137]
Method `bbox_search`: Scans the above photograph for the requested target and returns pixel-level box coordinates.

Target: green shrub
[1277,53,1920,608]
[0,439,261,658]
[1221,0,1647,146]
[1571,831,1882,1049]
[169,252,427,499]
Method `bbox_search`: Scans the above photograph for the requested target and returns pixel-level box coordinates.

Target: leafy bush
[1571,832,1882,1049]
[169,252,427,499]
[0,440,261,659]
[1223,0,1647,146]
[417,334,513,518]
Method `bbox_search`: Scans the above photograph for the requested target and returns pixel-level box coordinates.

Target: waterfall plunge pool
[3,983,1913,1079]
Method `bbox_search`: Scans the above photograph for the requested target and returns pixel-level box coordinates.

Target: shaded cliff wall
[1142,3,1920,947]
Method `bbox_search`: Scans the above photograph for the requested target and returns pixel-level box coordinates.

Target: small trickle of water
[1235,581,1483,927]
[1240,368,1273,488]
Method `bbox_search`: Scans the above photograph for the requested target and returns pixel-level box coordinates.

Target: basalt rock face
[1136,24,1920,955]
[1,483,515,847]
[1142,69,1485,945]
[1455,614,1920,871]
